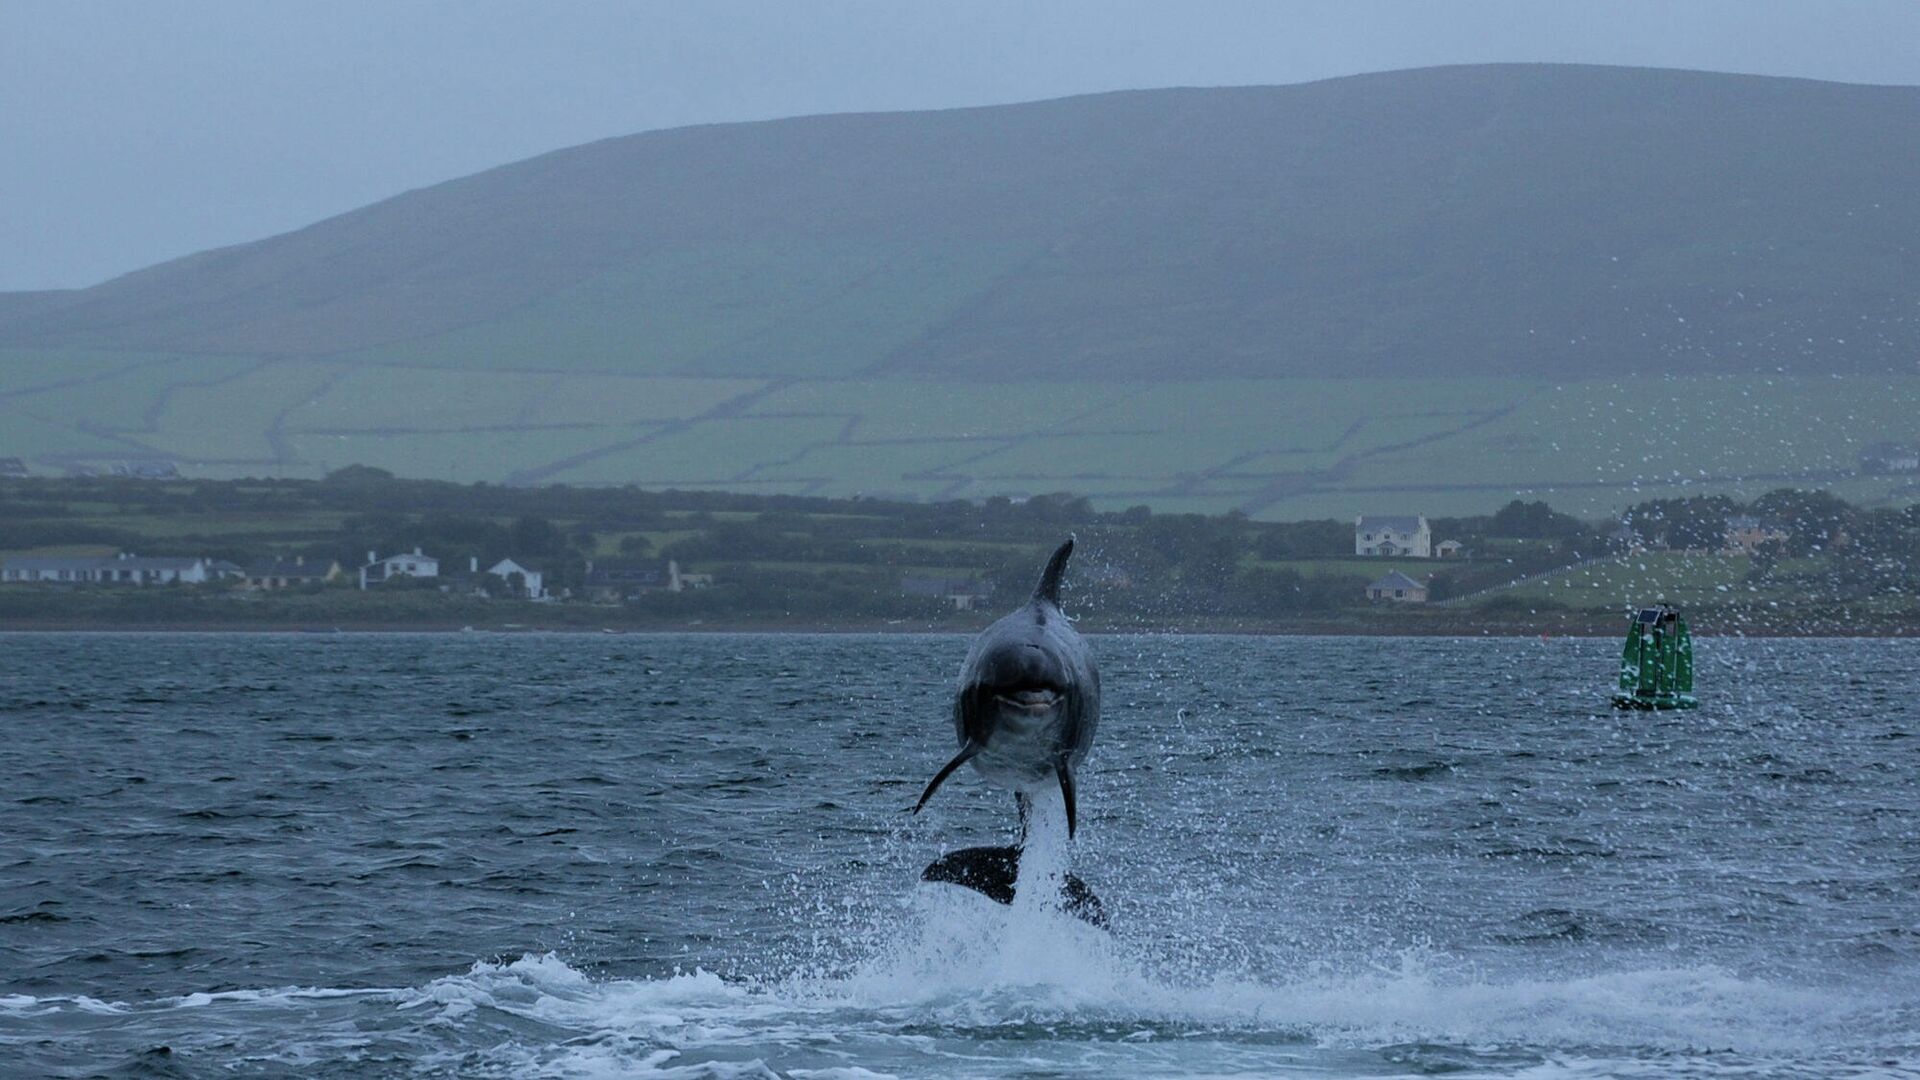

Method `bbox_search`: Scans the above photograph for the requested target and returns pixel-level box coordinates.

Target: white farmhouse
[485,558,545,599]
[360,548,440,589]
[1,553,237,585]
[2,556,104,583]
[1355,515,1431,558]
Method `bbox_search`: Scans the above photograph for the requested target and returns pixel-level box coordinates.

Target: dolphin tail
[1032,536,1075,605]
[913,742,982,815]
[921,845,1107,926]
[1056,760,1079,839]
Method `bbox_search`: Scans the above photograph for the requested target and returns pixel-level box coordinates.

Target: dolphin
[912,537,1100,839]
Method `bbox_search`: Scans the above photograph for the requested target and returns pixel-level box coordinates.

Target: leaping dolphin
[913,537,1100,838]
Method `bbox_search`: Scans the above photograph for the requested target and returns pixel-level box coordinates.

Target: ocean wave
[344,879,1903,1072]
[378,923,1920,1076]
[7,926,1916,1077]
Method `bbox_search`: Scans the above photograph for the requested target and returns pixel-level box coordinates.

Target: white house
[485,558,545,599]
[1,553,236,585]
[676,566,714,590]
[360,548,440,589]
[245,556,342,590]
[2,556,103,583]
[1722,516,1791,555]
[1355,515,1432,558]
[580,559,708,602]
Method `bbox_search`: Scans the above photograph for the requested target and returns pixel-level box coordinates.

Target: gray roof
[365,551,439,569]
[2,556,107,572]
[247,558,332,577]
[3,555,209,573]
[585,563,669,585]
[1356,515,1425,533]
[106,556,207,571]
[1369,570,1426,590]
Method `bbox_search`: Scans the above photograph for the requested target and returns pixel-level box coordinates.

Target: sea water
[1,632,1915,1077]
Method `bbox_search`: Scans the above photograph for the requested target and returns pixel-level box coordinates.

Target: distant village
[2,508,1808,610]
[0,548,711,603]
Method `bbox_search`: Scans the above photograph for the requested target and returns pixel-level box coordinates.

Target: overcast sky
[4,0,1919,291]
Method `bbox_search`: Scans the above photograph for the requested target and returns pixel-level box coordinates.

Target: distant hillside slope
[5,64,1918,379]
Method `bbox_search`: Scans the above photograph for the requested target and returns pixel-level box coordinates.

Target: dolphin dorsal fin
[1032,537,1074,606]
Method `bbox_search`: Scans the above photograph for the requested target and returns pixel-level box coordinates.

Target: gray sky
[5,0,1919,292]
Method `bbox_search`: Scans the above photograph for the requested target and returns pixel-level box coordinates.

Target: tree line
[2,469,1916,620]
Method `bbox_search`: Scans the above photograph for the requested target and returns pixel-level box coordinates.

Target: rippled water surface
[2,631,1917,1078]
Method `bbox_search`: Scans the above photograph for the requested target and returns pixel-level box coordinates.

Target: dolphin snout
[995,687,1061,714]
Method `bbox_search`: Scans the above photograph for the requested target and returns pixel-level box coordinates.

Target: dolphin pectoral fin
[1056,761,1079,840]
[1015,791,1032,843]
[913,742,982,815]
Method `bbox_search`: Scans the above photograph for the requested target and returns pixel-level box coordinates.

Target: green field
[142,363,344,460]
[1495,552,1763,609]
[527,375,766,426]
[750,439,990,493]
[969,432,1244,479]
[286,427,637,484]
[747,380,1137,440]
[1345,378,1920,490]
[1252,556,1429,580]
[0,349,184,393]
[286,367,556,431]
[0,406,135,457]
[1436,547,1920,623]
[337,243,1029,379]
[541,416,851,486]
[4,354,1918,522]
[4,356,257,431]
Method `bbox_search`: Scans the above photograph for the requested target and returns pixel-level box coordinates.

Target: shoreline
[2,617,1913,638]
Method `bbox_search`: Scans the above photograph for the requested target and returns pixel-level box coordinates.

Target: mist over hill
[5,64,1917,380]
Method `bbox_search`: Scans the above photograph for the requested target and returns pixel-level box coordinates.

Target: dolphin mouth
[993,688,1061,714]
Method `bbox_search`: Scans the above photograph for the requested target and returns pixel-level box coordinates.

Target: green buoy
[1611,605,1698,710]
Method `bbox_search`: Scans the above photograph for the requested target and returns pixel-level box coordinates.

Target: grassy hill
[3,64,1918,517]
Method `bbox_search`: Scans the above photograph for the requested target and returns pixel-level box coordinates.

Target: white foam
[11,944,1910,1078]
[12,865,1915,1078]
[356,825,1920,1074]
[796,888,1909,1056]
[171,986,386,1008]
